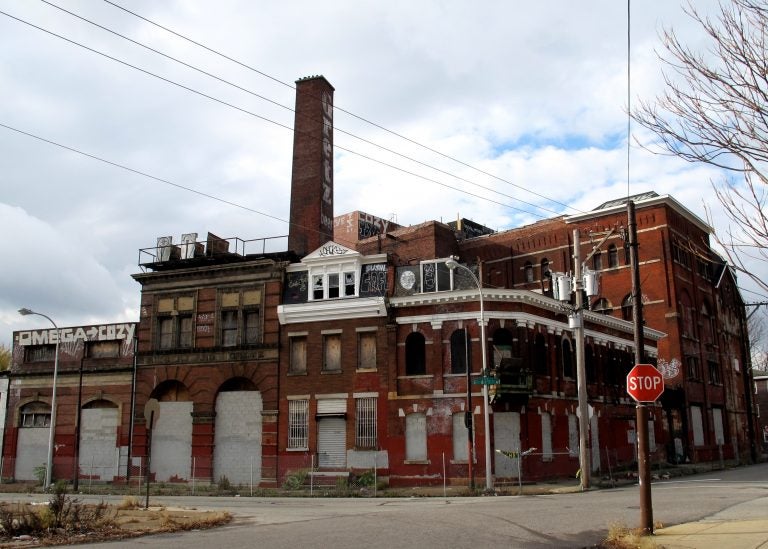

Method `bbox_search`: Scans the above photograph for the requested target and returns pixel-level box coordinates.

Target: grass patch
[602,522,662,549]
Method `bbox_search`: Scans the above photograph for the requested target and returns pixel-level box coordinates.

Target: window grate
[288,399,308,449]
[355,397,377,449]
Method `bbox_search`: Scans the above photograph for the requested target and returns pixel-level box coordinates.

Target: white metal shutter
[317,398,346,415]
[493,412,520,477]
[317,417,346,468]
[541,412,553,460]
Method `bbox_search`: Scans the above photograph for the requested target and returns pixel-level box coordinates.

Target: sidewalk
[653,495,768,549]
[654,518,768,548]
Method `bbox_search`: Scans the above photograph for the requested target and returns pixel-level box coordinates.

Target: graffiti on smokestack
[321,90,333,232]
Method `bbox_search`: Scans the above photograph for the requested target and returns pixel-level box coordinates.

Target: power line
[102,0,583,215]
[0,121,361,249]
[1,7,549,218]
[37,0,565,218]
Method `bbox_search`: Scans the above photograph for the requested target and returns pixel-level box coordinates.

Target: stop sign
[626,364,664,402]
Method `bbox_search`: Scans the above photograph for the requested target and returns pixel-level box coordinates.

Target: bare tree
[748,311,768,372]
[632,0,768,293]
[0,343,10,372]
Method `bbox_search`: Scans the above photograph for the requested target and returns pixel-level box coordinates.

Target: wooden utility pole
[628,200,653,533]
[573,229,590,490]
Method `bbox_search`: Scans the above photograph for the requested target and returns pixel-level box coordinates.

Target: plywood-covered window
[289,336,307,374]
[358,331,377,370]
[323,333,342,372]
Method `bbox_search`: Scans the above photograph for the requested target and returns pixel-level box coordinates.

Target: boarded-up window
[355,397,377,449]
[691,405,705,446]
[358,332,377,370]
[541,412,553,461]
[405,413,427,461]
[289,337,307,374]
[288,399,308,449]
[712,407,725,445]
[568,414,578,457]
[452,412,470,462]
[323,334,342,372]
[87,341,120,358]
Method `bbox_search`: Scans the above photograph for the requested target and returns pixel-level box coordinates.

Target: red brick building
[130,234,292,485]
[4,323,136,483]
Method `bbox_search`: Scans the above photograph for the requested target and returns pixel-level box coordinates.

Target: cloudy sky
[1,0,762,345]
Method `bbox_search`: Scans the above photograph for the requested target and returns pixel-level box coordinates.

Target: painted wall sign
[360,263,387,297]
[320,91,334,232]
[16,323,136,346]
[284,271,309,304]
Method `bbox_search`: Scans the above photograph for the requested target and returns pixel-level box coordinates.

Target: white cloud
[1,0,760,348]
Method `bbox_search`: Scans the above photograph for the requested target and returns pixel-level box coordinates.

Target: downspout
[126,334,138,483]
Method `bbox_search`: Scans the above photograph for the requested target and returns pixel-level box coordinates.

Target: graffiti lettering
[319,244,349,256]
[17,323,136,346]
[321,90,333,226]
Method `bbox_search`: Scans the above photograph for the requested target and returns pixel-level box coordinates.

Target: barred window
[355,397,377,449]
[288,399,309,449]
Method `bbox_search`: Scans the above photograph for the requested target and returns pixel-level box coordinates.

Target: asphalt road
[4,463,767,548]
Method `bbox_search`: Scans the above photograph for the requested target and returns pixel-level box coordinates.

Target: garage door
[318,417,346,468]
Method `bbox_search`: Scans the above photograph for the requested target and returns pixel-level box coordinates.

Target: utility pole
[573,229,590,490]
[628,200,653,534]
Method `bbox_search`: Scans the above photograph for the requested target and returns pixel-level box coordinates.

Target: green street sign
[472,376,500,385]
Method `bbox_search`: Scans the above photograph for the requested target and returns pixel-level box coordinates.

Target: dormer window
[311,269,357,300]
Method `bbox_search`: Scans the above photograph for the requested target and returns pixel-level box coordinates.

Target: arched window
[540,258,550,276]
[592,251,603,271]
[524,261,534,283]
[592,298,613,315]
[534,333,548,375]
[561,337,574,378]
[405,332,426,376]
[608,244,619,268]
[20,402,51,428]
[450,329,471,374]
[621,294,633,321]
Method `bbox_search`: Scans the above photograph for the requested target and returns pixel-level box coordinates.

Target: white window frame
[309,267,357,301]
[420,259,454,293]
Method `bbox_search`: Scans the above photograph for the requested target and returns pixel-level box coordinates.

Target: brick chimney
[288,75,335,257]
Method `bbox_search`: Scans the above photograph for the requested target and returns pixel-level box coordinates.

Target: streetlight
[445,258,493,491]
[18,308,60,489]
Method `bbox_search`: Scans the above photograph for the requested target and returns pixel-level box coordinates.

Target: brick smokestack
[288,75,335,257]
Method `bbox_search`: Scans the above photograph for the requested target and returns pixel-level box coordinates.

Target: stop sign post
[626,364,664,402]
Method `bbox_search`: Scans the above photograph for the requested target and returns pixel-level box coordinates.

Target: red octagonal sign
[626,364,664,402]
